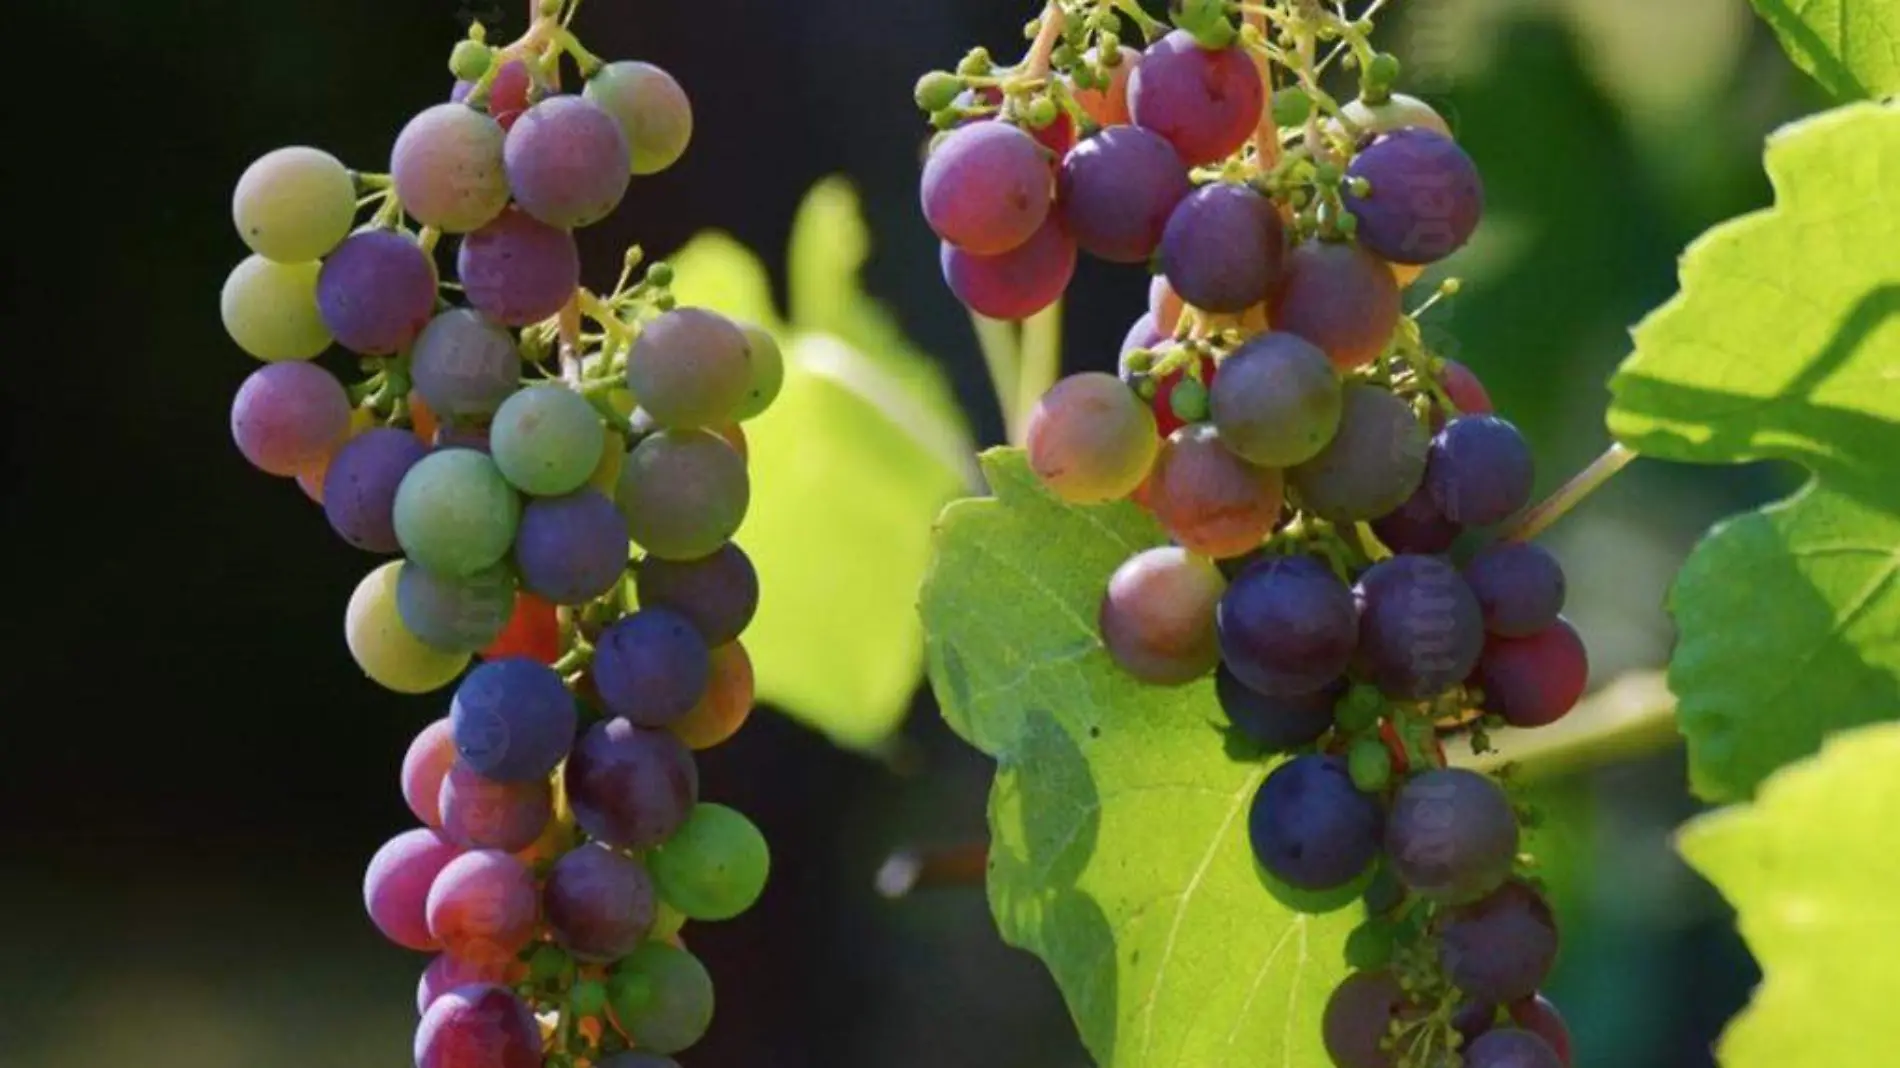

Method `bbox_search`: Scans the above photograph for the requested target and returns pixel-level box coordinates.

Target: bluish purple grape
[504,95,631,228]
[1437,880,1560,1005]
[1478,619,1589,728]
[941,214,1076,320]
[1385,768,1518,904]
[1371,482,1461,555]
[396,560,517,653]
[1157,182,1287,313]
[1343,127,1484,265]
[591,609,711,726]
[565,717,699,848]
[1217,668,1340,751]
[513,490,627,605]
[1465,1028,1564,1068]
[317,229,438,355]
[1288,384,1429,523]
[1463,542,1566,637]
[323,428,429,552]
[1127,31,1263,165]
[919,122,1052,255]
[1057,125,1190,263]
[634,543,760,646]
[544,843,656,962]
[450,657,578,782]
[1267,239,1402,371]
[415,984,542,1068]
[1217,555,1357,696]
[1249,754,1383,891]
[1208,331,1342,467]
[231,361,352,476]
[410,308,521,421]
[1352,554,1484,699]
[1321,970,1411,1068]
[438,760,553,852]
[1427,415,1535,527]
[457,207,580,327]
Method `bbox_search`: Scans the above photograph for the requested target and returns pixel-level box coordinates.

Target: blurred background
[4,0,1828,1064]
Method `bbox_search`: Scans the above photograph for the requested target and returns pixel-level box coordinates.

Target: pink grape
[1146,424,1284,559]
[1072,46,1140,127]
[1057,125,1191,264]
[402,718,460,828]
[1128,32,1263,165]
[414,983,543,1068]
[425,849,540,960]
[940,214,1076,321]
[391,103,511,234]
[317,229,439,355]
[1267,240,1402,371]
[231,360,352,476]
[438,761,554,852]
[458,208,580,327]
[1024,372,1159,504]
[1477,618,1589,728]
[364,828,462,951]
[919,122,1052,255]
[416,953,525,1016]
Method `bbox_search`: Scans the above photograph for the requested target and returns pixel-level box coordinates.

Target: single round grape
[425,849,540,960]
[615,429,750,560]
[451,657,577,782]
[585,60,694,175]
[487,385,603,497]
[1464,542,1566,637]
[222,255,333,361]
[483,591,561,663]
[391,103,511,234]
[565,717,699,848]
[1508,996,1574,1067]
[1288,384,1429,522]
[919,122,1052,255]
[1249,754,1383,891]
[410,308,521,421]
[1024,372,1159,504]
[415,984,542,1068]
[1159,182,1287,313]
[364,828,461,951]
[649,803,770,921]
[1343,127,1484,265]
[458,207,581,327]
[1098,546,1226,685]
[1438,880,1560,1004]
[232,146,356,262]
[1268,240,1402,371]
[1146,424,1284,559]
[592,609,712,726]
[346,561,472,693]
[1428,415,1535,527]
[672,641,755,750]
[941,214,1076,321]
[1217,554,1358,695]
[1386,768,1518,904]
[397,560,517,653]
[1464,1028,1564,1068]
[1353,554,1485,699]
[1127,31,1263,165]
[514,490,628,605]
[393,449,521,577]
[1370,482,1460,555]
[544,843,657,962]
[734,323,784,421]
[317,229,438,355]
[1217,668,1341,751]
[1072,46,1140,127]
[1336,93,1452,139]
[438,761,554,852]
[626,307,753,430]
[1437,359,1494,424]
[402,718,459,829]
[416,953,526,1017]
[634,543,759,646]
[1209,331,1343,467]
[504,95,631,228]
[1477,618,1589,728]
[1321,970,1411,1068]
[324,427,429,552]
[1057,126,1190,263]
[606,943,714,1055]
[231,360,351,476]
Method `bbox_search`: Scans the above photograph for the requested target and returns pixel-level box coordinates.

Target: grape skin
[1098,547,1226,685]
[606,942,715,1055]
[1352,554,1485,699]
[1464,1028,1564,1068]
[325,427,429,552]
[363,827,461,951]
[231,360,352,476]
[438,761,554,852]
[450,657,577,783]
[544,843,657,962]
[317,229,439,355]
[457,207,581,327]
[635,543,760,647]
[1217,668,1340,752]
[1463,542,1566,637]
[585,61,694,175]
[626,308,754,431]
[222,256,333,362]
[490,384,607,498]
[1427,415,1535,527]
[503,95,632,229]
[1477,618,1589,728]
[410,308,522,421]
[414,983,542,1068]
[233,146,356,262]
[391,104,512,234]
[1209,331,1343,467]
[1146,424,1284,558]
[1268,240,1402,371]
[615,429,750,561]
[515,490,629,605]
[1128,31,1263,165]
[1024,372,1160,504]
[1150,274,1185,333]
[1321,970,1411,1068]
[416,953,525,1017]
[393,449,522,578]
[1057,125,1190,263]
[402,718,459,829]
[672,641,755,750]
[397,561,517,654]
[1289,384,1429,523]
[592,608,712,726]
[565,717,700,849]
[1385,768,1518,903]
[1343,128,1484,266]
[1434,358,1494,426]
[942,214,1077,321]
[1508,996,1573,1066]
[1248,754,1383,891]
[425,849,541,960]
[1158,183,1288,313]
[1370,482,1460,555]
[919,122,1053,255]
[345,561,473,693]
[733,323,784,421]
[1218,555,1358,695]
[648,803,771,921]
[1437,880,1560,1004]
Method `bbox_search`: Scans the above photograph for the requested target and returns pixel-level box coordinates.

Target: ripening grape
[484,591,561,663]
[1267,240,1402,371]
[425,849,540,959]
[1428,415,1535,527]
[416,953,526,1017]
[397,561,516,654]
[414,984,542,1068]
[1464,542,1566,637]
[1437,880,1560,1003]
[1370,482,1460,555]
[626,307,754,430]
[634,543,759,646]
[616,430,750,560]
[402,718,459,828]
[1158,183,1287,313]
[565,717,699,848]
[504,95,632,228]
[1249,754,1383,891]
[1477,618,1589,728]
[410,308,522,421]
[1437,359,1494,423]
[457,58,538,130]
[1217,668,1341,752]
[1127,31,1263,165]
[1509,997,1574,1067]
[231,360,352,476]
[457,207,581,326]
[490,385,606,497]
[317,229,438,355]
[1209,331,1343,467]
[606,942,715,1055]
[1353,554,1485,699]
[1145,424,1284,559]
[232,146,356,262]
[592,609,712,726]
[941,214,1076,320]
[346,561,473,693]
[1336,93,1452,139]
[672,642,755,750]
[222,255,333,361]
[1465,1029,1564,1068]
[585,60,694,175]
[438,761,554,852]
[1099,547,1226,685]
[1072,46,1140,127]
[919,122,1052,255]
[648,803,771,921]
[393,449,522,577]
[363,828,461,951]
[324,427,429,552]
[391,103,511,233]
[1386,768,1518,904]
[1024,372,1160,504]
[734,323,784,421]
[1218,555,1358,695]
[1343,128,1484,265]
[1289,384,1429,522]
[450,657,577,782]
[544,843,657,962]
[1321,970,1412,1068]
[515,490,628,605]
[1057,126,1190,263]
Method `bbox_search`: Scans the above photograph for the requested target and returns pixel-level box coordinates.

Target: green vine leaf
[1750,0,1900,100]
[1677,719,1900,1067]
[1606,100,1900,802]
[920,449,1355,1067]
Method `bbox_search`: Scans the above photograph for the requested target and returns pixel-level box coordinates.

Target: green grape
[221,255,333,361]
[615,429,749,561]
[733,323,784,422]
[1344,919,1396,970]
[393,450,522,576]
[625,308,752,429]
[1172,0,1237,47]
[232,147,356,263]
[449,39,492,82]
[1271,89,1313,128]
[648,803,770,921]
[585,61,694,176]
[569,979,608,1018]
[606,943,714,1055]
[650,899,687,941]
[491,384,606,496]
[345,561,471,694]
[1348,737,1393,792]
[1335,684,1385,732]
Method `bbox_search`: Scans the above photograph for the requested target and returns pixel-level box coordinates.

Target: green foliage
[1750,0,1900,100]
[1607,100,1900,801]
[1677,719,1900,1068]
[920,450,1355,1067]
[669,180,973,751]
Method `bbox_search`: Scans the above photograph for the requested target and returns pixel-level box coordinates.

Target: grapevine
[222,2,775,1065]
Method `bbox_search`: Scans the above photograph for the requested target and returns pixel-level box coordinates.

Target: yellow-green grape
[584,61,694,176]
[606,943,713,1055]
[345,561,471,694]
[648,803,770,921]
[221,255,334,361]
[232,147,357,263]
[733,324,784,422]
[1024,372,1159,504]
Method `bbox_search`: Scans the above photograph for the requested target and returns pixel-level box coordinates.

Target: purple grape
[364,828,461,951]
[323,427,429,552]
[1288,384,1429,523]
[450,657,577,782]
[1477,619,1589,728]
[1099,547,1226,685]
[514,490,628,605]
[1321,970,1411,1068]
[438,761,553,852]
[504,95,631,229]
[590,609,712,726]
[544,843,656,962]
[1438,880,1560,1005]
[1217,667,1340,751]
[1386,768,1518,904]
[1267,239,1402,371]
[1464,1028,1564,1068]
[1343,127,1484,265]
[425,850,541,960]
[1057,126,1190,262]
[1428,416,1535,527]
[396,561,517,653]
[416,953,521,1016]
[414,983,542,1068]
[941,214,1076,321]
[565,717,699,848]
[457,207,580,326]
[1127,32,1263,165]
[1463,542,1566,637]
[317,230,438,355]
[1217,555,1358,696]
[919,122,1052,255]
[616,429,751,560]
[1157,183,1287,313]
[1352,554,1484,699]
[1508,996,1574,1066]
[1207,331,1342,467]
[391,103,511,234]
[231,361,351,476]
[1120,312,1164,362]
[1249,754,1383,891]
[633,543,760,647]
[1370,482,1461,555]
[410,308,522,421]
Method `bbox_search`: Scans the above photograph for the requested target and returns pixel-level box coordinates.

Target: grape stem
[1502,442,1638,542]
[1244,9,1280,171]
[1024,4,1066,80]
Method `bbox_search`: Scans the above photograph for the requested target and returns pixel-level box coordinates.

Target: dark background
[4,0,1821,1064]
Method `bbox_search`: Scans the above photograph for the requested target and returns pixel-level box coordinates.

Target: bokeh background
[5,0,1828,1064]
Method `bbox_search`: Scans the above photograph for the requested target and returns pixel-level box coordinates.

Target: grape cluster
[920,4,1585,1066]
[223,6,773,1066]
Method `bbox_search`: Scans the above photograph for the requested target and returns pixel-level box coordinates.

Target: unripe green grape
[1335,683,1385,732]
[616,429,749,561]
[1271,89,1313,128]
[651,899,687,941]
[1348,737,1393,792]
[606,943,714,1055]
[585,61,694,176]
[1024,373,1159,504]
[957,47,993,76]
[450,39,493,81]
[648,803,770,921]
[1168,376,1210,424]
[733,324,784,421]
[1024,96,1059,130]
[221,256,333,361]
[915,70,964,112]
[528,943,571,985]
[1365,52,1402,91]
[393,449,522,577]
[490,385,606,496]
